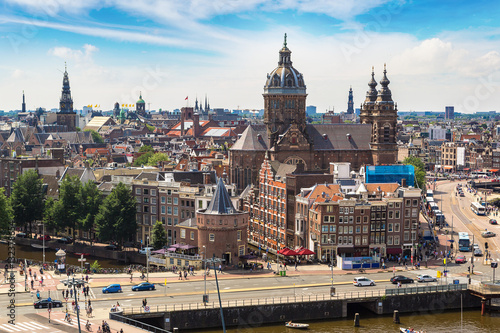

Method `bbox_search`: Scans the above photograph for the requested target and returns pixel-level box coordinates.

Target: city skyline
[1,0,500,113]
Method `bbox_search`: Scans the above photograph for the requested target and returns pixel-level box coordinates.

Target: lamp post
[146,236,150,282]
[42,220,45,268]
[329,239,334,296]
[203,245,208,304]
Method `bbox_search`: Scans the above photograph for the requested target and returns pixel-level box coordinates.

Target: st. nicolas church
[230,35,398,190]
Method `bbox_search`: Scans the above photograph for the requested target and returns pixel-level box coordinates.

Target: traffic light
[492,263,498,269]
[450,243,453,249]
[485,242,489,249]
[48,302,52,310]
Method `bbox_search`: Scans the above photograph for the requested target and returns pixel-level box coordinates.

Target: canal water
[203,309,500,332]
[0,243,127,268]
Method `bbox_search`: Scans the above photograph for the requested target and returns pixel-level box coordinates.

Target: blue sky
[1,0,500,113]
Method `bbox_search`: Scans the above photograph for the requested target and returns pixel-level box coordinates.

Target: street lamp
[203,245,208,304]
[329,239,334,297]
[42,220,45,268]
[146,235,150,282]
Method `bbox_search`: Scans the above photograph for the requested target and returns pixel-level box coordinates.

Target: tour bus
[471,202,486,215]
[458,232,471,252]
[426,190,434,198]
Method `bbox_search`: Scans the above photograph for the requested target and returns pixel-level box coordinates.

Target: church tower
[136,92,146,117]
[57,64,76,131]
[22,91,26,113]
[347,86,354,114]
[359,65,398,165]
[263,34,307,147]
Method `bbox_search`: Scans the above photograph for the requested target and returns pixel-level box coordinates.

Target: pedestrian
[31,279,34,289]
[34,272,37,281]
[284,262,287,270]
[294,262,298,271]
[29,268,32,276]
[178,271,182,280]
[120,329,123,333]
[218,264,222,273]
[130,272,133,282]
[184,270,188,280]
[70,288,73,298]
[66,289,69,298]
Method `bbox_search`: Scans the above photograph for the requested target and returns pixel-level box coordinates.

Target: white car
[353,277,375,287]
[139,247,153,255]
[473,244,479,250]
[417,274,437,282]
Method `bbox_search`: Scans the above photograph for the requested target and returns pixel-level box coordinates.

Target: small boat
[74,253,90,257]
[285,321,309,329]
[400,328,425,333]
[31,244,48,250]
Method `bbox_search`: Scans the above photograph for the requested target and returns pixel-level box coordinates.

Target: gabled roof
[204,178,236,214]
[306,124,372,150]
[231,124,268,150]
[306,184,341,200]
[269,161,296,180]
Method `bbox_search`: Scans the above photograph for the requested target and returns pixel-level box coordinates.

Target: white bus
[471,202,486,215]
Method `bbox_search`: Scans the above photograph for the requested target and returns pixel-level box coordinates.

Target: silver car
[353,277,375,287]
[417,274,437,282]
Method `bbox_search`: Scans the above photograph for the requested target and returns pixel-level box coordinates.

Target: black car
[57,237,73,244]
[105,244,118,250]
[390,275,414,284]
[34,299,63,309]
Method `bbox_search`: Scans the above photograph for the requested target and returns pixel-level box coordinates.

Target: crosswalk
[53,318,91,329]
[0,321,62,332]
[25,274,52,282]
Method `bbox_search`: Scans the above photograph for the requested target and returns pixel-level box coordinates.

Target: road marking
[0,321,50,332]
[54,318,90,328]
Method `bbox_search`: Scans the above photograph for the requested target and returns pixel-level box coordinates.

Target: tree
[147,153,169,166]
[145,124,155,132]
[139,145,154,153]
[133,151,153,166]
[84,129,104,143]
[403,156,426,190]
[54,176,83,238]
[95,182,137,247]
[10,170,44,236]
[0,188,13,236]
[151,220,167,249]
[43,197,64,232]
[80,180,102,243]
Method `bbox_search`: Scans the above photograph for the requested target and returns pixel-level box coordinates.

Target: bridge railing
[109,311,171,333]
[121,283,467,315]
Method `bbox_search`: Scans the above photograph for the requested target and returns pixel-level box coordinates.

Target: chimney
[204,172,211,184]
[401,178,407,187]
[193,113,201,138]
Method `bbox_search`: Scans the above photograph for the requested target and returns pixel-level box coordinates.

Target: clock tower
[57,63,77,131]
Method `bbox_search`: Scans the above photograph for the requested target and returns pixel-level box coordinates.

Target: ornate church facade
[56,65,77,131]
[230,35,398,190]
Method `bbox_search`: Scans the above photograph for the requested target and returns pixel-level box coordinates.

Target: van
[139,247,154,255]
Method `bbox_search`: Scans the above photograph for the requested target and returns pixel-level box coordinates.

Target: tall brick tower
[263,33,307,148]
[359,65,398,165]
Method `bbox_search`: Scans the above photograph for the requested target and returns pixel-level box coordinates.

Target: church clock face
[61,103,65,109]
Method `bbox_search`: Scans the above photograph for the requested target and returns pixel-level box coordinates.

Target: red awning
[490,169,499,172]
[386,248,402,255]
[463,168,470,171]
[278,247,298,256]
[443,166,453,170]
[296,248,315,255]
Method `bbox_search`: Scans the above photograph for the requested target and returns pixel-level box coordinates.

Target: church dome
[264,34,306,93]
[137,93,145,104]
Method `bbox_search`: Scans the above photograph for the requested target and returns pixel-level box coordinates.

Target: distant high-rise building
[347,86,354,114]
[306,105,316,115]
[57,64,76,131]
[22,91,26,113]
[445,106,454,120]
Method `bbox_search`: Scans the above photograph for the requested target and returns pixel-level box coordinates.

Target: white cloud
[49,44,98,64]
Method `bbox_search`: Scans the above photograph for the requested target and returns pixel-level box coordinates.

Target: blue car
[102,284,122,293]
[132,282,156,291]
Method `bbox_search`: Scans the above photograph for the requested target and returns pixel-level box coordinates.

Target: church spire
[59,63,73,114]
[377,63,392,102]
[22,90,26,113]
[365,66,378,103]
[347,86,354,114]
[278,33,292,66]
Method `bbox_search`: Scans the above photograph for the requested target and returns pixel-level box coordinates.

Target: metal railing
[385,283,467,295]
[110,312,171,333]
[469,283,500,295]
[121,283,470,315]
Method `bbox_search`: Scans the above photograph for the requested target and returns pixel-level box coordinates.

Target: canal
[0,242,128,269]
[203,309,500,332]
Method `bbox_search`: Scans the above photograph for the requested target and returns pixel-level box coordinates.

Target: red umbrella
[297,248,315,255]
[278,247,298,256]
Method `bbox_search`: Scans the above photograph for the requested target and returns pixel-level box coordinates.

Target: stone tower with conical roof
[196,178,248,264]
[57,64,77,131]
[359,65,398,164]
[263,33,307,147]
